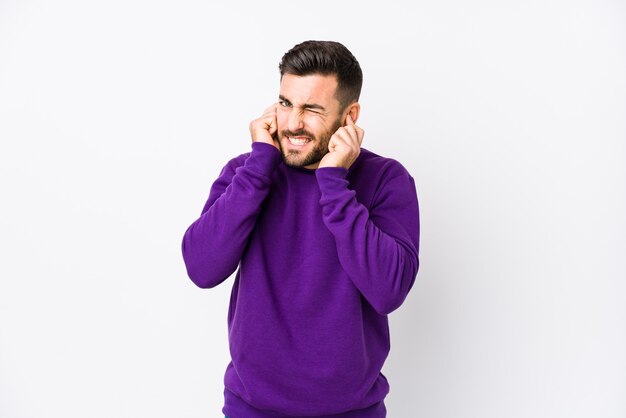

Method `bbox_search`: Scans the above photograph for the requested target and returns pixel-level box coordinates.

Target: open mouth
[287,136,312,146]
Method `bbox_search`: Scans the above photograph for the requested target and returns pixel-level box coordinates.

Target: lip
[286,136,312,147]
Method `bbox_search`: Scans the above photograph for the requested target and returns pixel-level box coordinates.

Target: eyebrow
[279,95,326,112]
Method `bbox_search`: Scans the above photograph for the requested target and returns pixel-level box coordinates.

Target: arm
[181,142,281,288]
[316,164,420,315]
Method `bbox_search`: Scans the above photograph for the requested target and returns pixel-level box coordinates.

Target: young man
[181,40,420,418]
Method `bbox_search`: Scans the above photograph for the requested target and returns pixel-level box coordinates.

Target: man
[181,40,420,418]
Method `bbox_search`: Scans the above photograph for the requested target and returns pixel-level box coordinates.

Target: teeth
[288,136,310,146]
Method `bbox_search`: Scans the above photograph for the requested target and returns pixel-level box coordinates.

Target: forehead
[279,73,340,107]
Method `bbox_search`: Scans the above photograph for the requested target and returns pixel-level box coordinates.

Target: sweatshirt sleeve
[181,142,282,288]
[315,164,420,315]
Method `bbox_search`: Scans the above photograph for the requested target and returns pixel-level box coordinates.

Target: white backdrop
[1,1,624,417]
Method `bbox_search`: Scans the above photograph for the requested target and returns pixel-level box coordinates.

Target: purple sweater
[181,142,420,417]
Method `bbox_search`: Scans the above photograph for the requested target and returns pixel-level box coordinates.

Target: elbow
[182,255,228,289]
[183,260,216,289]
[370,255,419,316]
[181,236,228,289]
[370,291,407,316]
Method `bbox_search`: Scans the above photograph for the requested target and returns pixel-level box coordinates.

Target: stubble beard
[278,118,342,169]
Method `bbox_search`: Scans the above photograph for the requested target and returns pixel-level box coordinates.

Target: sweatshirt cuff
[315,167,350,196]
[245,142,282,175]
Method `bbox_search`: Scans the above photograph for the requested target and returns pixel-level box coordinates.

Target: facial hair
[278,117,342,169]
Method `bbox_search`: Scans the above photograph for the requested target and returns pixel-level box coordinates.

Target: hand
[249,103,280,150]
[318,114,364,169]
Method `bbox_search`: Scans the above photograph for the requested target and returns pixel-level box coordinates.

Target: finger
[343,123,358,143]
[266,116,277,134]
[254,114,276,132]
[336,126,358,148]
[254,113,274,126]
[327,134,339,151]
[355,126,364,145]
[335,129,356,148]
[345,115,363,144]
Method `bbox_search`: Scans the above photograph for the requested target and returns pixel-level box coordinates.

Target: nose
[286,108,305,132]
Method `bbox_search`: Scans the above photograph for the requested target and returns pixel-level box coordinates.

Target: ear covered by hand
[318,114,364,170]
[249,103,281,150]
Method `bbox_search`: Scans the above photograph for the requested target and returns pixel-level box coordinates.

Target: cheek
[304,116,327,135]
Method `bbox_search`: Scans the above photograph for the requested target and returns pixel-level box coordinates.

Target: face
[276,73,344,169]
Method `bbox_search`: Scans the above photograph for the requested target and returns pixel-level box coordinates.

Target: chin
[279,151,311,168]
[278,135,327,168]
[283,155,310,168]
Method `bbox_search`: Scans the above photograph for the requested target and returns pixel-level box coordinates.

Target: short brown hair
[279,40,363,111]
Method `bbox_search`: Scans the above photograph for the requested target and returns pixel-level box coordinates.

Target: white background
[1,1,624,417]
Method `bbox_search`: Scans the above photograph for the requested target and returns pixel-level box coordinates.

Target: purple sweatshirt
[181,142,420,417]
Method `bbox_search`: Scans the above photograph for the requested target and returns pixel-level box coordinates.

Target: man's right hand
[249,103,280,150]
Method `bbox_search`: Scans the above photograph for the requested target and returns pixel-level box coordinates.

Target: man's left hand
[318,114,364,170]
